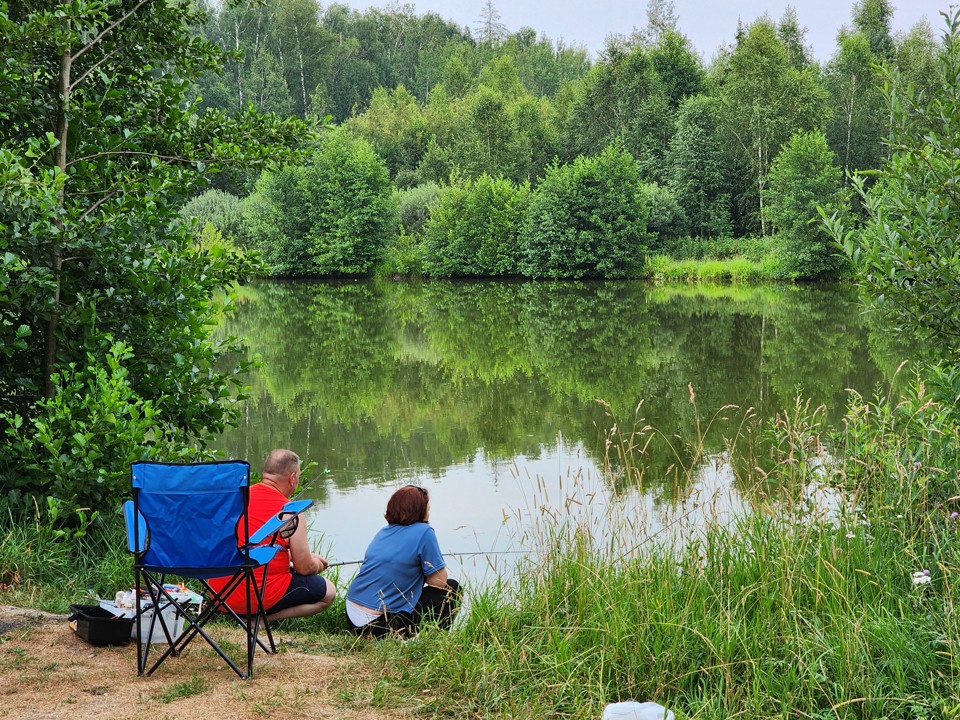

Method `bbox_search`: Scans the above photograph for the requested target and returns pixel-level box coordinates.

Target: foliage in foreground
[398,383,960,719]
[0,1,307,522]
[828,8,960,362]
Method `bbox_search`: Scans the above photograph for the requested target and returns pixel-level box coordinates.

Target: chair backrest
[131,460,251,574]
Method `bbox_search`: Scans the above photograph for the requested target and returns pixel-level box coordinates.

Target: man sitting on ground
[211,448,335,620]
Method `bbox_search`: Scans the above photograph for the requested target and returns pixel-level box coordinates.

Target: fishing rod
[326,549,529,568]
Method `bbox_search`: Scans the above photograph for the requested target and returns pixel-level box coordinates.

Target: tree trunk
[844,73,856,177]
[294,25,307,117]
[44,39,72,398]
[757,143,766,236]
[234,19,244,110]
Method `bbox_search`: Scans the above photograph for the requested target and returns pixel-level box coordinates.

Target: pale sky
[336,0,953,62]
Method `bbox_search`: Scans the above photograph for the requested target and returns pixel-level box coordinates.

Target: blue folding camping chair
[123,460,312,679]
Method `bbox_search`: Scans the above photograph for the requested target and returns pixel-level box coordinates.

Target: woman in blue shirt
[346,485,460,638]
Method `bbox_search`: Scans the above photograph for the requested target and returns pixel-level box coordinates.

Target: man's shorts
[264,574,328,614]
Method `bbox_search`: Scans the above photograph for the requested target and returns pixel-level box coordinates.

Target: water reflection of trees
[214,280,901,498]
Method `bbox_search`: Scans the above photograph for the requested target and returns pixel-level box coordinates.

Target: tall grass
[0,508,131,611]
[648,254,779,284]
[400,383,960,719]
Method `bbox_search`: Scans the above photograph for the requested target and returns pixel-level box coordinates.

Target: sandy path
[0,606,411,720]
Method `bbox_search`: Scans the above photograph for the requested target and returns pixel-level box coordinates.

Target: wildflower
[952,512,959,519]
[912,570,932,586]
[845,532,856,539]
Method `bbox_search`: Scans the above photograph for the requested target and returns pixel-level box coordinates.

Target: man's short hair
[263,448,300,477]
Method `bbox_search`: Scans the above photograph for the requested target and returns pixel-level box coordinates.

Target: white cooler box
[100,585,203,645]
[135,601,188,644]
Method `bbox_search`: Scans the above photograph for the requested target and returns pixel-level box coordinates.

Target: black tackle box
[69,604,134,646]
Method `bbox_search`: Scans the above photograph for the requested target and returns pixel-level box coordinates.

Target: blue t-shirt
[347,523,446,614]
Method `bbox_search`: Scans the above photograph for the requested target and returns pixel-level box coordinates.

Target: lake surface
[212,280,908,585]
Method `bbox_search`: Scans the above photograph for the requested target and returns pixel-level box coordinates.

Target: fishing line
[326,549,529,568]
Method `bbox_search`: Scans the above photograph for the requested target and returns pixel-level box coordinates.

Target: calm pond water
[212,280,907,585]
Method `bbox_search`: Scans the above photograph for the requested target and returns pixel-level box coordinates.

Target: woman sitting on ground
[345,485,460,638]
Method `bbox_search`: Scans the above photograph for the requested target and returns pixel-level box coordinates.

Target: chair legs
[134,568,275,679]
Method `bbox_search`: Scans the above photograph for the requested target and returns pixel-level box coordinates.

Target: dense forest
[2,0,957,520]
[180,0,943,280]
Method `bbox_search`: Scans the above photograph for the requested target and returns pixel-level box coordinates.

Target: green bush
[764,130,851,280]
[396,182,441,236]
[180,190,247,247]
[0,342,175,524]
[422,174,530,277]
[243,128,396,277]
[642,182,686,249]
[520,144,650,279]
[378,231,425,278]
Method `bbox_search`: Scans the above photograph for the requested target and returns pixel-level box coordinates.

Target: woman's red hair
[385,485,429,526]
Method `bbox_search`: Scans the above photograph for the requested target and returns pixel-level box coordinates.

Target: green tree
[893,20,942,104]
[421,174,530,277]
[459,85,514,176]
[666,94,732,239]
[648,30,706,109]
[777,6,812,70]
[827,10,960,357]
[643,0,679,44]
[717,16,830,235]
[506,94,559,183]
[316,6,387,121]
[764,130,850,279]
[0,0,305,516]
[521,144,650,279]
[269,0,331,117]
[180,190,248,247]
[243,49,295,115]
[245,128,396,277]
[502,28,591,98]
[349,85,430,183]
[825,30,885,177]
[561,41,671,181]
[852,0,895,61]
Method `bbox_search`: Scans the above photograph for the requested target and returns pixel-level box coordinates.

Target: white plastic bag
[602,701,675,720]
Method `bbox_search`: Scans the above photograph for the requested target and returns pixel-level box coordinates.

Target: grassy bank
[648,254,782,284]
[394,387,960,718]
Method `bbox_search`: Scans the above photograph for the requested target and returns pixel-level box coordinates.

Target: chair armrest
[247,499,314,545]
[249,545,281,566]
[280,499,313,516]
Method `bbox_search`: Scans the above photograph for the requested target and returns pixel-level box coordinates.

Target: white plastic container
[133,601,187,644]
[602,701,675,720]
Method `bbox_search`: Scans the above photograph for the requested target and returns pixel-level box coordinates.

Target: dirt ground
[0,605,414,720]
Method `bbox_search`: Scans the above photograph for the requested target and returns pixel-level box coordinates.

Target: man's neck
[259,475,289,498]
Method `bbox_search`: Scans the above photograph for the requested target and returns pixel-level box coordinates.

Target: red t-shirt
[208,483,292,612]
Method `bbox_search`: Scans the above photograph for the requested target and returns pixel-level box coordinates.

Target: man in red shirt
[211,449,335,620]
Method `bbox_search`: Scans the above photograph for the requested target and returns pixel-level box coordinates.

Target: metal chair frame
[125,460,311,679]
